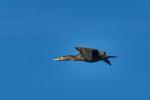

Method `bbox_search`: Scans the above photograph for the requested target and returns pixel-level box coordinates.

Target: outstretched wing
[75,47,98,61]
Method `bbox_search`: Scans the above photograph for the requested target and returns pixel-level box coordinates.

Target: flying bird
[53,47,117,65]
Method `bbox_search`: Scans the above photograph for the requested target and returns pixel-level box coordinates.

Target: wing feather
[75,47,98,61]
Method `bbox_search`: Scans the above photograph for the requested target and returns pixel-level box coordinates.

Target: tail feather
[107,56,118,58]
[103,56,117,65]
[103,59,111,66]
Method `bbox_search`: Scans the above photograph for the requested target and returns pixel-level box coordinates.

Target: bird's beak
[53,57,64,61]
[53,58,60,60]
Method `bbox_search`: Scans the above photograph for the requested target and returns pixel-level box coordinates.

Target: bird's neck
[73,55,83,61]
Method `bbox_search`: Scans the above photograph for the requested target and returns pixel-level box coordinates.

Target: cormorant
[53,47,117,65]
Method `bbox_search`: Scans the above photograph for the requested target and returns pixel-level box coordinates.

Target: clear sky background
[0,0,150,100]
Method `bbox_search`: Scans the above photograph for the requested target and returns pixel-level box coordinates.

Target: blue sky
[0,0,150,100]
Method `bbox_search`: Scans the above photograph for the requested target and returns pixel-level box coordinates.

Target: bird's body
[53,47,117,65]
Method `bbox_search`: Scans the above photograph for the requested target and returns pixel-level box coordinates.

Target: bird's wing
[75,47,96,60]
[75,47,95,52]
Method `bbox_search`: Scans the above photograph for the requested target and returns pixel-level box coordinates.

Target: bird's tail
[103,59,111,66]
[107,56,118,58]
[102,56,117,66]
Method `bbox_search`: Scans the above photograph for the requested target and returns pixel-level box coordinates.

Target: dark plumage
[53,47,117,65]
